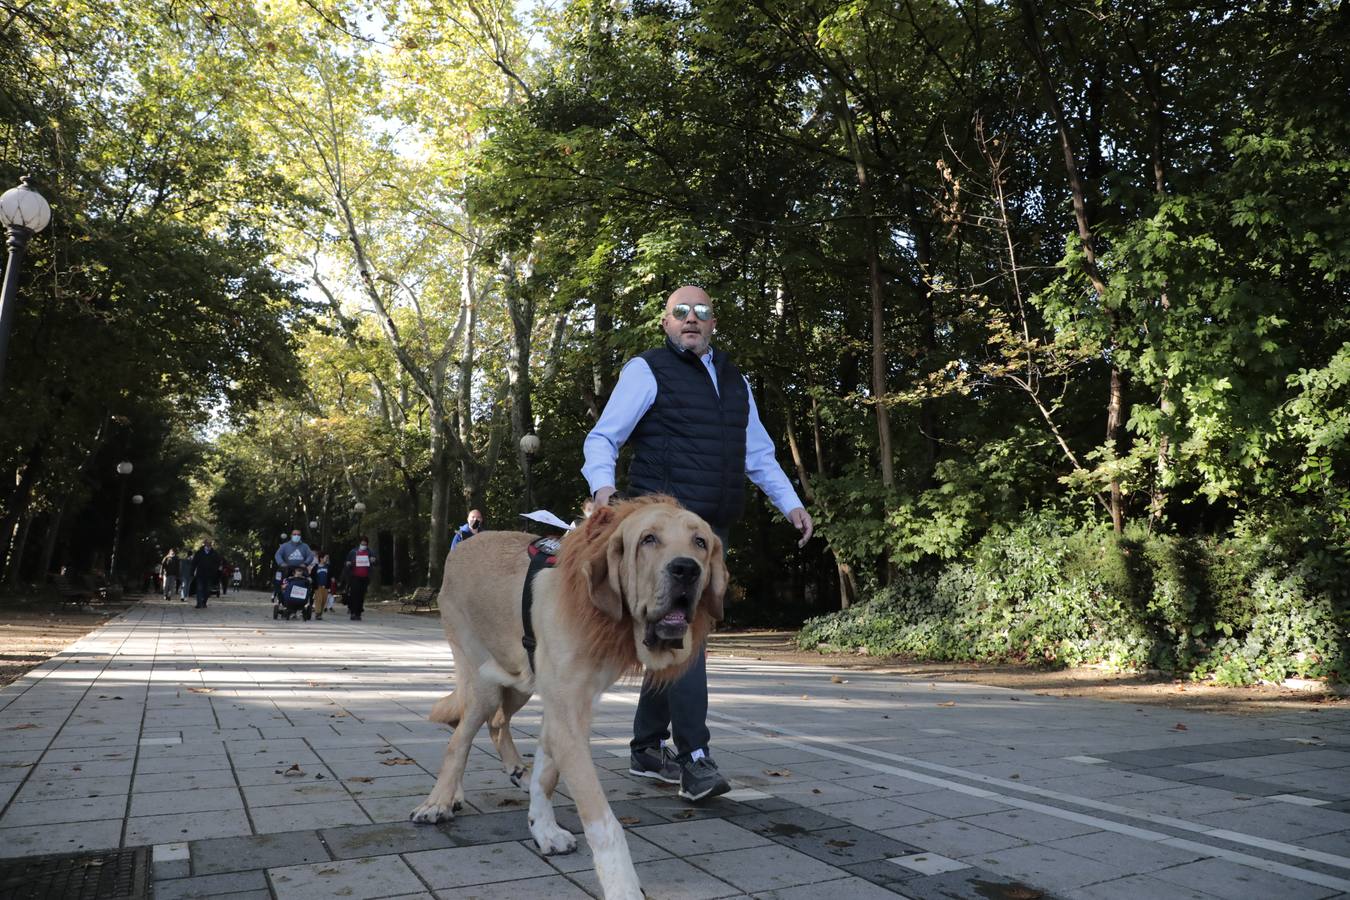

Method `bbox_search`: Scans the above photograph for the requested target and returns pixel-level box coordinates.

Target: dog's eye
[641,533,658,546]
[694,536,707,549]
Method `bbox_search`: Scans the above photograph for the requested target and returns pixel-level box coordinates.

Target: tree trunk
[836,96,894,490]
[1019,0,1126,533]
[426,422,449,587]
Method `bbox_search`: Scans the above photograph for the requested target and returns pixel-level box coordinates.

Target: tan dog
[411,496,727,900]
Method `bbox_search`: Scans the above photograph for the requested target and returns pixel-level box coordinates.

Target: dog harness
[521,536,561,672]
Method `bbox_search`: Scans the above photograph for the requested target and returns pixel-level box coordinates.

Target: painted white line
[1062,755,1108,765]
[724,788,773,801]
[595,686,1350,891]
[693,706,1350,878]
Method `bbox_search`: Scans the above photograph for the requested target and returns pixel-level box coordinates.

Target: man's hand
[592,486,617,509]
[787,507,814,548]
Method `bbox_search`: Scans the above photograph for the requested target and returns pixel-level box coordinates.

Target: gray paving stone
[192,829,332,875]
[1148,857,1341,900]
[437,809,535,845]
[250,797,372,833]
[1193,800,1350,840]
[960,843,1134,893]
[688,843,848,893]
[1073,873,1223,899]
[240,779,352,807]
[404,840,557,889]
[126,808,253,844]
[632,819,772,856]
[130,786,243,816]
[0,793,126,826]
[435,875,592,899]
[959,809,1101,843]
[13,773,129,802]
[570,856,744,900]
[0,818,122,858]
[879,818,1028,858]
[530,828,669,874]
[28,758,133,779]
[322,819,457,858]
[1044,830,1210,870]
[132,768,239,792]
[750,874,902,899]
[895,790,1012,819]
[270,854,427,900]
[764,824,919,867]
[135,753,230,775]
[152,869,269,899]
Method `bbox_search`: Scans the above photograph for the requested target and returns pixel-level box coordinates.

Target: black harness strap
[521,537,560,672]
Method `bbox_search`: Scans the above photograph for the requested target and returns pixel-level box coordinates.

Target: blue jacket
[450,523,476,550]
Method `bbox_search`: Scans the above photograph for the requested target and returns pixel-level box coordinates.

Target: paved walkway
[1,592,1347,899]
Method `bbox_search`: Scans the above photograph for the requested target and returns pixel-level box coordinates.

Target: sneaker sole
[678,779,731,802]
[629,767,680,785]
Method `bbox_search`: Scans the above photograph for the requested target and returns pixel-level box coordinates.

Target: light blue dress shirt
[582,348,805,518]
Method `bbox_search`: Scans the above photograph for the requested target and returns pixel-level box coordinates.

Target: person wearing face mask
[190,539,222,609]
[450,509,484,550]
[342,536,377,621]
[583,284,813,802]
[274,529,318,573]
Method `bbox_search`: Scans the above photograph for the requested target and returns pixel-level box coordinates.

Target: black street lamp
[109,461,133,582]
[0,176,51,392]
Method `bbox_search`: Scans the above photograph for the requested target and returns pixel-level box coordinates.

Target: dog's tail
[427,691,463,726]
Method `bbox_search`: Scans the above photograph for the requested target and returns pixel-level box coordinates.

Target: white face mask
[360,543,368,550]
[291,535,301,543]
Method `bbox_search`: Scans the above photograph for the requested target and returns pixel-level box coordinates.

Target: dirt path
[0,599,134,687]
[708,628,1345,716]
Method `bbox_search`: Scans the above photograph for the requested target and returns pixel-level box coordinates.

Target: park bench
[51,573,93,607]
[401,586,437,612]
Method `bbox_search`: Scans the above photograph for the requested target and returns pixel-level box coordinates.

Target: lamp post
[352,502,366,540]
[0,176,51,392]
[109,461,133,583]
[519,433,540,511]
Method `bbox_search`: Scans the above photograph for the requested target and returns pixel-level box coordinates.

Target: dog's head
[562,496,727,673]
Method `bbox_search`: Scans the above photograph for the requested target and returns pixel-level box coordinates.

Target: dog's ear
[581,513,625,620]
[700,532,728,622]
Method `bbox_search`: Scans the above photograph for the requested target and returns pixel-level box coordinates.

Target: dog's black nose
[667,557,701,584]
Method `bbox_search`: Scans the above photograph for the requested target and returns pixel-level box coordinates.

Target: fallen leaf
[188,687,213,694]
[618,816,640,825]
[764,768,792,777]
[381,757,416,766]
[1289,737,1325,746]
[1009,696,1021,701]
[826,839,855,848]
[937,701,956,707]
[881,714,890,719]
[1172,722,1188,731]
[283,764,305,777]
[1010,774,1021,779]
[190,668,203,672]
[672,810,696,820]
[9,723,38,730]
[811,788,822,794]
[800,694,809,700]
[348,776,374,783]
[830,675,847,684]
[375,748,393,754]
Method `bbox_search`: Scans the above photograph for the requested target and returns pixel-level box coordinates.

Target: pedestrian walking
[583,284,812,802]
[190,540,222,608]
[450,510,483,550]
[341,537,377,621]
[161,548,180,600]
[312,554,332,620]
[178,551,194,601]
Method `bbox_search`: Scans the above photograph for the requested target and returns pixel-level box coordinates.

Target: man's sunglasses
[670,303,713,322]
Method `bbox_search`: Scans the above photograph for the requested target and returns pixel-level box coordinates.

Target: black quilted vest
[627,340,750,528]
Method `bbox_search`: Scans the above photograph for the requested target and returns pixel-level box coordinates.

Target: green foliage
[800,509,1348,685]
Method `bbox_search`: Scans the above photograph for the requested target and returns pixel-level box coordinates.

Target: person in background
[450,509,483,550]
[312,553,331,620]
[190,539,221,609]
[178,550,194,602]
[232,566,243,590]
[161,548,180,601]
[342,537,377,621]
[219,561,233,595]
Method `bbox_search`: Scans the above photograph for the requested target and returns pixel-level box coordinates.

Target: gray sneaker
[629,744,680,784]
[678,755,730,802]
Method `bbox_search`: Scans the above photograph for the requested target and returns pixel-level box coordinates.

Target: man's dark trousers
[631,522,729,758]
[348,576,369,618]
[195,578,209,608]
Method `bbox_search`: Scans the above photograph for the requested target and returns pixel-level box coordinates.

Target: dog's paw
[529,819,577,856]
[509,765,527,788]
[409,799,455,824]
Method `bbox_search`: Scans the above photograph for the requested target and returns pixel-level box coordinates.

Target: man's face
[468,514,482,531]
[662,288,715,356]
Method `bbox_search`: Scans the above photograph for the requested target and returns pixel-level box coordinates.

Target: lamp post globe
[519,434,541,511]
[309,520,318,530]
[519,433,540,456]
[353,502,366,514]
[116,461,133,476]
[131,494,144,505]
[0,176,51,391]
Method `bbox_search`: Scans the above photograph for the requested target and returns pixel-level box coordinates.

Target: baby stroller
[274,567,315,620]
